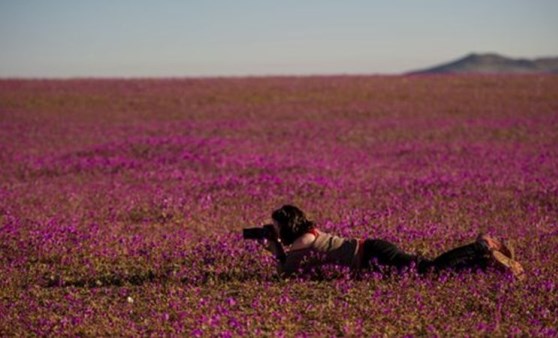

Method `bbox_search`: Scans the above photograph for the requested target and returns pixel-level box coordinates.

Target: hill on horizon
[408,53,558,74]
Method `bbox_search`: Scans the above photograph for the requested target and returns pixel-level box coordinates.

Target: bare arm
[262,239,286,264]
[260,233,319,278]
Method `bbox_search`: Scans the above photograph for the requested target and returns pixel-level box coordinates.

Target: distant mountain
[408,53,558,74]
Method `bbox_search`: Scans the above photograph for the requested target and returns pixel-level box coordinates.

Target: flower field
[1,75,557,336]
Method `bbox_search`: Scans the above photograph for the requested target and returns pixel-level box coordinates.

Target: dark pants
[361,239,491,274]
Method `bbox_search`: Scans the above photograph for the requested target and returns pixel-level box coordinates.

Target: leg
[427,241,490,273]
[361,239,423,272]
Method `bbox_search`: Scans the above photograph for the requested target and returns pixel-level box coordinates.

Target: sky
[0,1,557,77]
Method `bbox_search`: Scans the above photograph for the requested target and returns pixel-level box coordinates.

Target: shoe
[491,250,526,281]
[476,233,513,258]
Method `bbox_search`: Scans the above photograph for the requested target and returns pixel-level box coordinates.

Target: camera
[242,224,276,240]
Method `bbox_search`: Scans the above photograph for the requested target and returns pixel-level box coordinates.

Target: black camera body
[243,224,276,240]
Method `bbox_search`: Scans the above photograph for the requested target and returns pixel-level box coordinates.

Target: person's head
[271,205,315,245]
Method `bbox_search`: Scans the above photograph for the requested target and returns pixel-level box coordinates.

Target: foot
[476,233,513,259]
[491,250,526,281]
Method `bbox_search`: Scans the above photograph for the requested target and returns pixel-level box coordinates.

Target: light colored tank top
[277,228,363,276]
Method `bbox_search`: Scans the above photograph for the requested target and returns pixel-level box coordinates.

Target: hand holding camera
[242,224,279,242]
[243,224,286,263]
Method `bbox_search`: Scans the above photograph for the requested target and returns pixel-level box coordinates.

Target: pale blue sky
[1,1,557,77]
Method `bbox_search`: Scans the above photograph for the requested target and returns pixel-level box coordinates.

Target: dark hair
[271,205,315,246]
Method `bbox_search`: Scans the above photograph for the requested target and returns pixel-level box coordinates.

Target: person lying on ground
[254,204,525,280]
